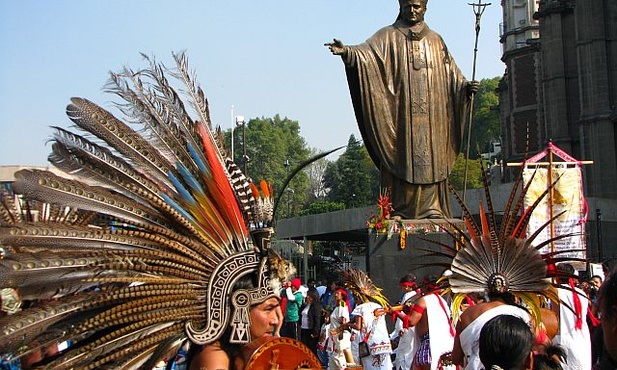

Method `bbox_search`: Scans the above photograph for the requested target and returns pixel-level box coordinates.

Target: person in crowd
[478,314,534,370]
[281,277,304,340]
[316,279,328,298]
[321,279,335,309]
[551,263,591,370]
[190,275,283,369]
[400,278,456,370]
[390,273,419,370]
[307,278,318,294]
[317,309,332,368]
[533,343,567,370]
[597,267,617,369]
[451,288,531,369]
[327,281,341,310]
[342,268,393,370]
[591,275,604,290]
[329,289,354,369]
[300,289,324,355]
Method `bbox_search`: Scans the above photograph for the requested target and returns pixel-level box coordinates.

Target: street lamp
[235,116,249,175]
[286,188,294,216]
[283,159,292,216]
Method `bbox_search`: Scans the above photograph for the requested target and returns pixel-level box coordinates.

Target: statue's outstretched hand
[325,39,345,55]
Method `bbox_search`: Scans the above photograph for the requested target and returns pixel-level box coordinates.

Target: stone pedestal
[366,219,466,303]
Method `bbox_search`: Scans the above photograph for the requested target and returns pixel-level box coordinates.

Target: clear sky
[0,1,504,166]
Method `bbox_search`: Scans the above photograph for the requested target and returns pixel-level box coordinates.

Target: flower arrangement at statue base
[366,190,456,250]
[366,189,394,235]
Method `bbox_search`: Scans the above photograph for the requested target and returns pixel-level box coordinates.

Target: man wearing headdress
[396,278,456,370]
[326,0,477,219]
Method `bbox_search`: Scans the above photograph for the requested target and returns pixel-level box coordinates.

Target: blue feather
[176,162,206,198]
[161,192,197,225]
[187,142,210,177]
[167,171,197,208]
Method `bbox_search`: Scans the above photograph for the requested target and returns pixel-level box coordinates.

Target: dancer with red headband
[329,288,355,369]
[395,275,456,370]
[391,273,420,370]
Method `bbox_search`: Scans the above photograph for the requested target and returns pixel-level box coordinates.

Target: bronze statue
[326,0,478,219]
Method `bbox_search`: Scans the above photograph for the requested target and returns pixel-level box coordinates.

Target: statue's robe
[342,21,470,219]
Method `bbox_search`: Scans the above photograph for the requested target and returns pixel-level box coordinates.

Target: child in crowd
[317,309,332,368]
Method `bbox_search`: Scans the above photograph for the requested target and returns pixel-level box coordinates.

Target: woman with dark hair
[329,288,354,369]
[533,344,566,370]
[479,314,534,370]
[300,289,323,355]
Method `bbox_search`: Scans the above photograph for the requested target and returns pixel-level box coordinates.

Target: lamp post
[597,208,603,262]
[235,116,249,175]
[286,188,294,217]
[284,159,292,216]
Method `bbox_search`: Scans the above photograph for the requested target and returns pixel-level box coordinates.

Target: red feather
[196,122,248,244]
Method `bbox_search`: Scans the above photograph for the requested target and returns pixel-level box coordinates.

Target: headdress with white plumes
[419,166,584,325]
[341,267,390,309]
[0,52,296,369]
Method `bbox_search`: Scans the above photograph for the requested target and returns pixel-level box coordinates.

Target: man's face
[249,297,280,340]
[591,277,602,288]
[399,0,426,25]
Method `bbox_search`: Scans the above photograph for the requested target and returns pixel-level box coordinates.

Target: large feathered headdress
[341,267,390,309]
[422,168,584,325]
[0,52,294,369]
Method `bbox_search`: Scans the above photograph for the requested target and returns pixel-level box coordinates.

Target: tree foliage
[299,201,346,216]
[226,115,311,219]
[323,135,379,208]
[449,153,484,190]
[466,77,501,158]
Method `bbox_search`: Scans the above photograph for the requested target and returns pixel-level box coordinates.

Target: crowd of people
[278,263,616,370]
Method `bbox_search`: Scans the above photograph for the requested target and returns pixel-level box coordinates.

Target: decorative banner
[523,165,586,261]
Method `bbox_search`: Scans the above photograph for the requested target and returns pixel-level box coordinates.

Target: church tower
[498,0,542,180]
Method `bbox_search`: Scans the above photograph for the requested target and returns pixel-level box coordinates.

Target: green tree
[226,115,311,219]
[466,77,501,158]
[299,201,345,216]
[323,135,379,208]
[449,153,484,190]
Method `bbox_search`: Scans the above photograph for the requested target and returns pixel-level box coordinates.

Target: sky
[0,1,504,166]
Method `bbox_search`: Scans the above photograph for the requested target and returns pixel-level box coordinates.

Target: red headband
[400,282,417,288]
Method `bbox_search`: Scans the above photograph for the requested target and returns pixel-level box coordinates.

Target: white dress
[392,291,417,370]
[351,301,393,370]
[329,305,351,370]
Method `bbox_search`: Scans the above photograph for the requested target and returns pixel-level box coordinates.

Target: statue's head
[398,0,428,25]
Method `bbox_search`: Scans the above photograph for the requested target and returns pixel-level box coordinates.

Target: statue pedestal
[366,218,466,303]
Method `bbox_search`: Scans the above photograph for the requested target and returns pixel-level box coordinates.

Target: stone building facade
[499,0,617,193]
[498,0,617,263]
